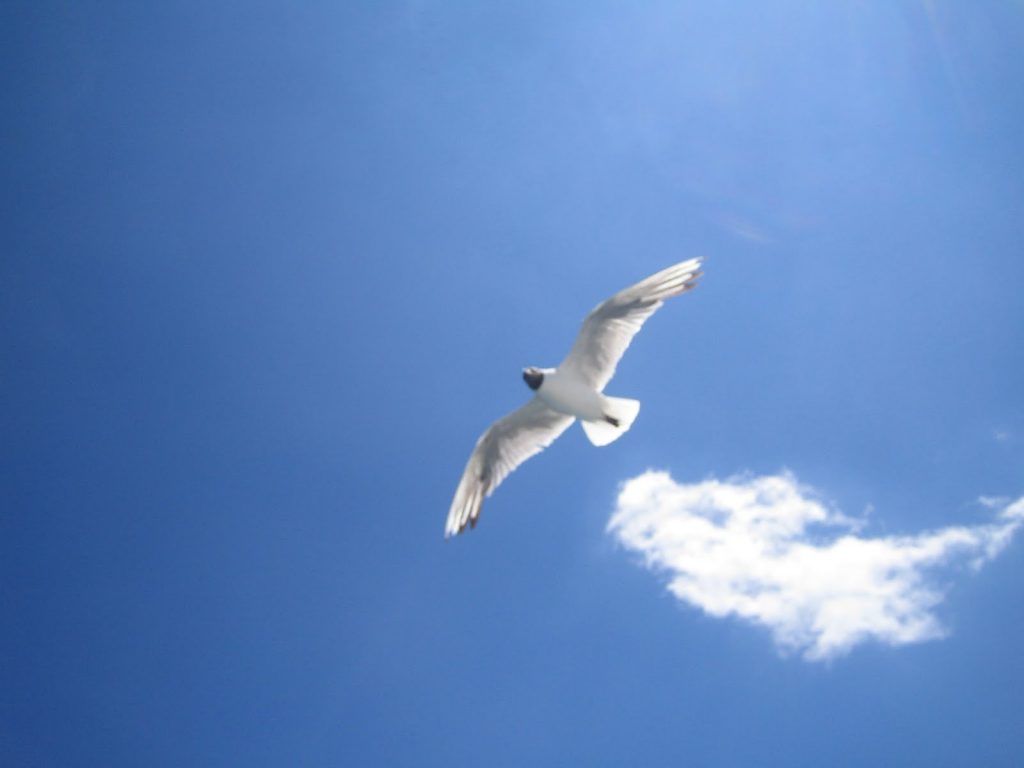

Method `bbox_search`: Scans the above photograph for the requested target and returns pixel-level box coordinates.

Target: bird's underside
[445,257,703,537]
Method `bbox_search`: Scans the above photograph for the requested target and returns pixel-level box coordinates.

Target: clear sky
[3,2,1023,766]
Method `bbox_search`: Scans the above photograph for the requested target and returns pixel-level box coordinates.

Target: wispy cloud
[714,211,773,244]
[608,471,1024,661]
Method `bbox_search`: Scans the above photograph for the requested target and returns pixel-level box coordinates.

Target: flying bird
[445,258,704,537]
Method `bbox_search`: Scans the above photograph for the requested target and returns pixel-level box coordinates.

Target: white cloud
[608,471,1023,661]
[714,211,773,244]
[993,428,1012,443]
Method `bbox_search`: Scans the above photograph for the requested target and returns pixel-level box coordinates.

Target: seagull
[445,258,704,537]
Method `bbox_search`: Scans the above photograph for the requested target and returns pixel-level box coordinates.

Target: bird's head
[522,367,544,391]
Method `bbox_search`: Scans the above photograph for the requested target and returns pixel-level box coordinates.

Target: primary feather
[560,258,703,391]
[445,398,574,537]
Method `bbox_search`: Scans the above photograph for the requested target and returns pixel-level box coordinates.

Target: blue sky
[3,1,1023,765]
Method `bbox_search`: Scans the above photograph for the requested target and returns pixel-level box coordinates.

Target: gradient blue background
[3,2,1023,765]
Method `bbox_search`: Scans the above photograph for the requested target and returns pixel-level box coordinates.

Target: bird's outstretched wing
[446,398,575,537]
[559,258,703,391]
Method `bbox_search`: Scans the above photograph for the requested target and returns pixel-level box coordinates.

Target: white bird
[445,258,704,537]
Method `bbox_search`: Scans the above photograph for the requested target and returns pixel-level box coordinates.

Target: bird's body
[445,258,704,537]
[531,368,605,423]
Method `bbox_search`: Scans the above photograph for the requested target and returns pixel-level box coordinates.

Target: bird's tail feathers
[580,396,640,446]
